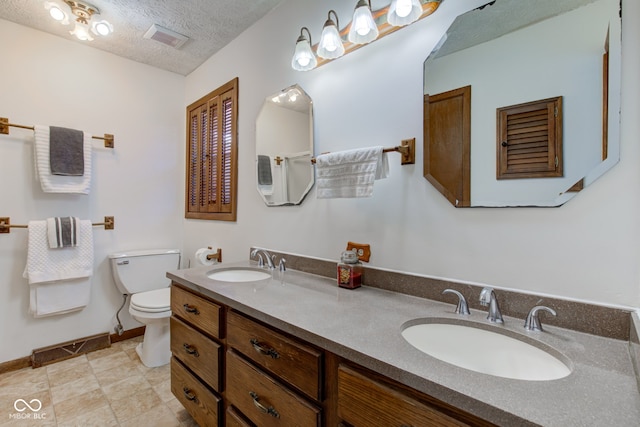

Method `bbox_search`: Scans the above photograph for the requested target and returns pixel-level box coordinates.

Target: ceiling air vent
[143,24,189,49]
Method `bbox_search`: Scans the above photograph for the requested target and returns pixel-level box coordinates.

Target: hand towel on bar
[46,217,79,249]
[315,146,388,199]
[23,219,93,317]
[49,126,84,176]
[34,125,92,194]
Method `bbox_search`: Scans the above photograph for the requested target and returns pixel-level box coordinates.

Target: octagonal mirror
[255,84,314,206]
[423,0,621,207]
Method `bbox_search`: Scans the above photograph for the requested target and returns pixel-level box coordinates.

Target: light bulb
[92,20,113,36]
[44,1,69,25]
[49,6,65,21]
[396,0,413,17]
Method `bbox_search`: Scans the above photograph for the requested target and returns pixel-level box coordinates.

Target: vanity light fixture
[387,0,423,26]
[290,1,443,71]
[317,10,345,59]
[44,0,113,41]
[291,27,317,71]
[348,0,379,45]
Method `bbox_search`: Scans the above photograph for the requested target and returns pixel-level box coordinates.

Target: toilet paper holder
[207,247,222,262]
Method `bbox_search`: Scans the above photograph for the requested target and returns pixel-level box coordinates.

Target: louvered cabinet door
[497,96,563,180]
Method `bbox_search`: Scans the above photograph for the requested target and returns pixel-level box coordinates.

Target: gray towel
[257,155,273,186]
[46,217,78,249]
[50,126,84,176]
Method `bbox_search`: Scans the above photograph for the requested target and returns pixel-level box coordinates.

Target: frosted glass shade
[317,21,344,59]
[348,1,378,45]
[291,37,317,71]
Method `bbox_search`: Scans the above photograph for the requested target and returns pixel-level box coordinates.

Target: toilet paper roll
[195,248,219,266]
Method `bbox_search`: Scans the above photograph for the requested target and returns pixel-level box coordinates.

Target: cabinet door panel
[338,364,468,427]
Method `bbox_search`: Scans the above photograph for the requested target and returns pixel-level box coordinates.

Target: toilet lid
[130,288,170,313]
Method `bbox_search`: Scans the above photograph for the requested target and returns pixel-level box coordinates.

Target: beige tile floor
[0,336,198,427]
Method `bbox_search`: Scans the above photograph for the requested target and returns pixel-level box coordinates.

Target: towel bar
[0,117,114,148]
[310,138,415,165]
[0,216,115,234]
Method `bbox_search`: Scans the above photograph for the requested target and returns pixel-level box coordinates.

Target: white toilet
[109,249,181,367]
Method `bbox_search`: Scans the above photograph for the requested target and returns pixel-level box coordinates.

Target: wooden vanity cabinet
[170,283,493,427]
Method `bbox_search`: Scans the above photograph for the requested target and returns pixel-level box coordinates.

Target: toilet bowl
[109,249,180,368]
[129,287,172,367]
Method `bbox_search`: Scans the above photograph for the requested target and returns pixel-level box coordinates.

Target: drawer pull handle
[183,343,199,357]
[182,387,198,403]
[183,304,200,315]
[250,339,280,359]
[249,391,280,418]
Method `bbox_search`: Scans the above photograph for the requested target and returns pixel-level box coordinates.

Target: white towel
[316,146,388,199]
[29,278,91,317]
[23,220,93,317]
[34,125,92,194]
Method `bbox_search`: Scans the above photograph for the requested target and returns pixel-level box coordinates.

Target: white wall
[0,20,184,363]
[183,0,640,308]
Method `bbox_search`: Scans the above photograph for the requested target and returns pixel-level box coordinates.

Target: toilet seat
[130,288,170,313]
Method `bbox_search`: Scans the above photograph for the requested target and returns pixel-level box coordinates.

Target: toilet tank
[109,249,180,294]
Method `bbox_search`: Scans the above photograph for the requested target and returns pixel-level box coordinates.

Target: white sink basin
[207,268,271,283]
[401,321,571,381]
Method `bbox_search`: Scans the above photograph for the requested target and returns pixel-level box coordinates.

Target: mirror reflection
[423,0,621,207]
[256,84,314,206]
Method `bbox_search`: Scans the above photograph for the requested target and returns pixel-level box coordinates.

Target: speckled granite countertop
[168,262,640,427]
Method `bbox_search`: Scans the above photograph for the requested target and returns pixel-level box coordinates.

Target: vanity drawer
[170,316,222,391]
[226,350,321,427]
[171,357,222,427]
[226,310,323,401]
[171,284,223,339]
[226,406,255,427]
[338,364,468,427]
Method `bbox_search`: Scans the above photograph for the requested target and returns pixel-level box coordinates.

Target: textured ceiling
[432,0,599,59]
[0,0,285,75]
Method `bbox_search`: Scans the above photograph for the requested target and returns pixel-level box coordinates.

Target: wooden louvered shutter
[496,97,563,179]
[185,78,238,221]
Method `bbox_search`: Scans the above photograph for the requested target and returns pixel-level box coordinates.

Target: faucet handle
[278,258,286,272]
[442,289,470,315]
[524,306,557,332]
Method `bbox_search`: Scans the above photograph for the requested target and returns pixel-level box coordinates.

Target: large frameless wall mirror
[423,0,621,207]
[256,84,314,206]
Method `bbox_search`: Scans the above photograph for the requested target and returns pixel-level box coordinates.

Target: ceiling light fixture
[44,0,113,41]
[387,0,423,26]
[317,10,345,60]
[291,27,317,72]
[348,0,379,45]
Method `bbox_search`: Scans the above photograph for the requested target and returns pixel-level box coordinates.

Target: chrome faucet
[442,289,470,315]
[479,287,503,323]
[524,306,556,332]
[251,248,276,269]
